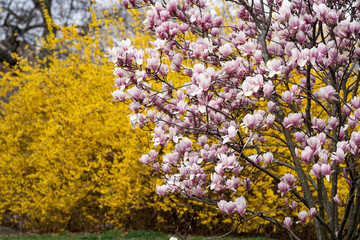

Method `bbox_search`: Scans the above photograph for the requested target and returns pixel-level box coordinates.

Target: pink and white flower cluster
[108,0,360,238]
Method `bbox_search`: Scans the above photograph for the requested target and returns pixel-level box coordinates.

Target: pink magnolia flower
[296,31,306,45]
[267,58,283,77]
[283,113,303,129]
[263,152,273,165]
[171,53,183,71]
[218,200,236,215]
[159,9,170,21]
[291,48,308,67]
[149,150,158,161]
[252,49,263,63]
[159,64,169,76]
[278,182,289,196]
[310,163,322,178]
[334,194,341,206]
[198,73,212,91]
[134,49,144,65]
[223,126,237,143]
[351,96,360,109]
[267,101,276,112]
[242,114,257,130]
[243,177,253,190]
[290,201,297,211]
[339,125,348,141]
[179,23,189,33]
[337,141,349,152]
[312,117,326,132]
[162,163,170,173]
[151,127,167,146]
[192,185,207,197]
[282,91,294,104]
[241,75,263,96]
[210,173,223,192]
[265,114,275,127]
[343,104,352,116]
[139,154,151,165]
[351,131,360,145]
[211,28,220,36]
[285,198,289,207]
[111,89,127,101]
[348,116,358,129]
[284,217,292,229]
[263,81,274,98]
[331,148,346,163]
[147,57,160,71]
[327,116,339,131]
[240,41,257,56]
[127,86,146,101]
[219,43,233,57]
[309,208,317,219]
[198,135,208,147]
[298,210,308,223]
[301,146,314,164]
[151,38,167,50]
[354,109,360,121]
[163,152,180,165]
[218,197,247,216]
[314,85,337,101]
[147,110,156,122]
[288,16,300,31]
[175,137,192,155]
[156,185,169,196]
[129,102,141,114]
[166,0,178,13]
[176,100,188,116]
[234,196,247,216]
[295,131,308,145]
[225,176,240,192]
[307,136,322,152]
[313,4,329,22]
[281,173,296,188]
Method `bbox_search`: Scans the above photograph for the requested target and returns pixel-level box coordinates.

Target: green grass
[188,237,271,240]
[0,230,275,240]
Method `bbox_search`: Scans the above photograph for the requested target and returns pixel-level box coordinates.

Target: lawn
[0,230,274,240]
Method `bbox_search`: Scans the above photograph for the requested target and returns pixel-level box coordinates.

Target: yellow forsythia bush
[0,22,148,233]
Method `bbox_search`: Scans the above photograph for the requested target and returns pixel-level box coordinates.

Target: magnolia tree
[107,0,360,239]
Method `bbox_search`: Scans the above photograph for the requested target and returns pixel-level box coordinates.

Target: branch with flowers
[107,0,360,239]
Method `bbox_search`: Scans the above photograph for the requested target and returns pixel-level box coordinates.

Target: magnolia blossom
[309,208,317,219]
[284,217,292,229]
[217,196,247,216]
[298,210,308,223]
[283,113,303,129]
[263,152,273,165]
[310,163,321,178]
[334,194,341,206]
[314,85,337,101]
[290,201,297,211]
[219,43,233,57]
[267,58,283,77]
[241,75,263,96]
